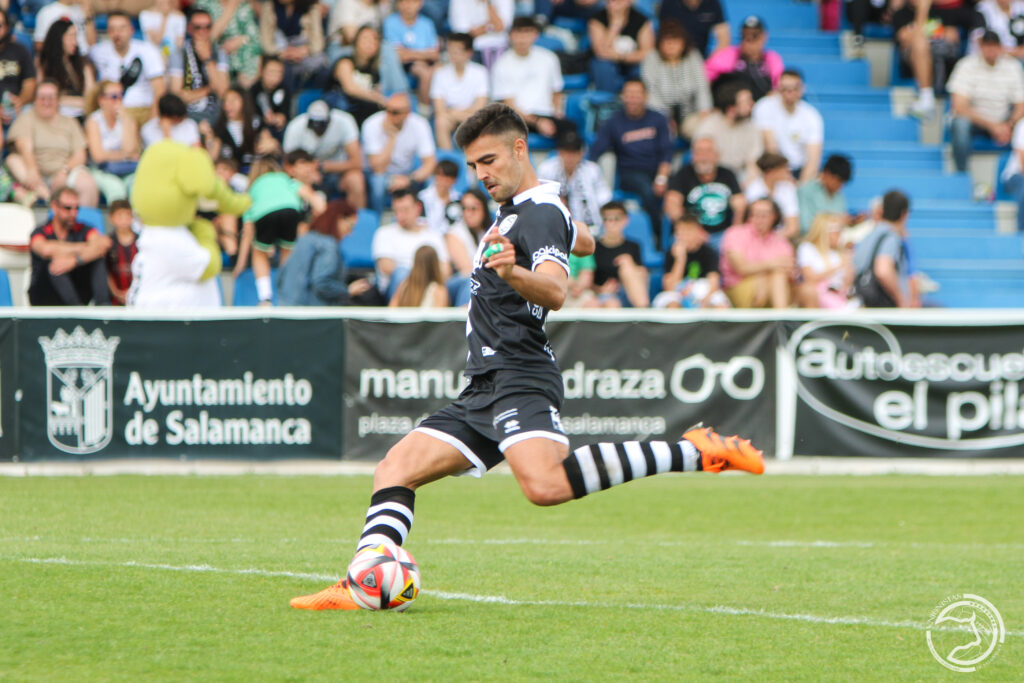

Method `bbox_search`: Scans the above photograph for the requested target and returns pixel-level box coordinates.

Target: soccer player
[291,104,765,610]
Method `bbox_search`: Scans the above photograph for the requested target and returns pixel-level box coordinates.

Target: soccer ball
[346,543,421,611]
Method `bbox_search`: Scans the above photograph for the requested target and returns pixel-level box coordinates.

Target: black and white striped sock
[356,486,415,550]
[562,440,701,499]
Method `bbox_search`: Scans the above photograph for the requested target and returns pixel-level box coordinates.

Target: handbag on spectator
[99,160,139,178]
[854,232,901,308]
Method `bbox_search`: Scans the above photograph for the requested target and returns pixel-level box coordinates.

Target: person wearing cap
[658,0,730,57]
[361,91,437,211]
[947,29,1024,172]
[704,15,783,101]
[536,129,612,235]
[491,16,572,140]
[752,68,823,184]
[283,99,366,208]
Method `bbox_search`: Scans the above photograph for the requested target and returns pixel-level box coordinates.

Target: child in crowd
[237,157,327,305]
[592,201,649,308]
[250,56,292,141]
[418,159,460,235]
[104,199,138,306]
[653,214,730,308]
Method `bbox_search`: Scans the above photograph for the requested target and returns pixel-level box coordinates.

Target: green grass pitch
[1,473,1020,680]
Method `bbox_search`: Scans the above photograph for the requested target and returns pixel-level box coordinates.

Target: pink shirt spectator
[704,46,784,91]
[719,221,795,289]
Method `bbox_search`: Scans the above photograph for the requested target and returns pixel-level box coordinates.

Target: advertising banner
[344,318,777,459]
[781,319,1024,456]
[0,318,15,459]
[16,317,345,460]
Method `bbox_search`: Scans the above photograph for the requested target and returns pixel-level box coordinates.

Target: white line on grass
[11,555,1022,638]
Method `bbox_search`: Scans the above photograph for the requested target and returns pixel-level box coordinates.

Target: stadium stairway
[749,0,1024,307]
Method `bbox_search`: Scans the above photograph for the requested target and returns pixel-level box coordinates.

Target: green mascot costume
[127,141,250,307]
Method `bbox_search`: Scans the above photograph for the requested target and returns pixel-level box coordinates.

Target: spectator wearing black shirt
[653,213,729,308]
[664,135,744,237]
[168,9,229,126]
[249,56,292,140]
[592,201,649,307]
[28,186,112,306]
[205,85,279,171]
[588,0,655,94]
[0,9,36,126]
[658,0,730,57]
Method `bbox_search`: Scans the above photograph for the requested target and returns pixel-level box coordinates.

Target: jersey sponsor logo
[497,214,518,235]
[531,245,568,267]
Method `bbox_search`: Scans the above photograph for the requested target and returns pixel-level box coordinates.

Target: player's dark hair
[453,103,528,150]
[446,32,474,51]
[881,190,910,222]
[823,154,852,183]
[158,93,188,119]
[599,200,627,216]
[109,199,133,214]
[436,159,459,178]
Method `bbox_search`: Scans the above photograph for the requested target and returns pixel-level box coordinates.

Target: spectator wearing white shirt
[491,16,570,140]
[446,0,513,67]
[283,100,366,208]
[361,92,437,211]
[752,69,823,185]
[431,33,489,150]
[973,0,1024,59]
[536,129,612,235]
[371,187,450,298]
[89,11,166,129]
[948,30,1024,172]
[139,0,187,61]
[744,152,800,240]
[33,0,96,55]
[141,93,202,148]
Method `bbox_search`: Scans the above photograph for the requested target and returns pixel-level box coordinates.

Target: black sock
[562,440,701,499]
[356,486,415,550]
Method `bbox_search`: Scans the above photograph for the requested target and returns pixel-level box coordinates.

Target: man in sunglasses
[168,8,228,126]
[28,186,112,306]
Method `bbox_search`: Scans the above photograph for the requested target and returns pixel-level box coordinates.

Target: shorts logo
[503,419,520,434]
[498,214,518,235]
[481,346,497,357]
[494,408,518,431]
[549,406,564,433]
[38,327,120,455]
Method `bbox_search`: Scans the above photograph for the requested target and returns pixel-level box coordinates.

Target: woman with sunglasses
[85,80,141,203]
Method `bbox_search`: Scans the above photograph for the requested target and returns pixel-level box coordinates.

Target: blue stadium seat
[296,88,325,115]
[552,17,587,35]
[789,59,870,87]
[624,211,664,270]
[528,133,556,152]
[77,207,106,233]
[996,152,1014,201]
[562,73,590,91]
[535,34,565,53]
[342,209,379,270]
[232,268,279,306]
[823,115,918,142]
[0,270,12,307]
[727,1,819,31]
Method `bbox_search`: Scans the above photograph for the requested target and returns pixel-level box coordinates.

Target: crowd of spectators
[5,0,973,310]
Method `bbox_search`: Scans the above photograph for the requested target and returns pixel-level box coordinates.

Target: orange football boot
[683,426,765,474]
[290,579,362,610]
